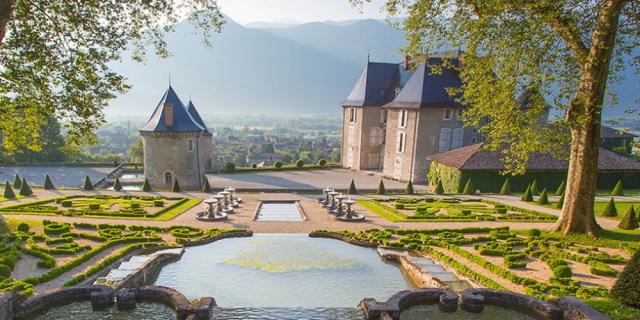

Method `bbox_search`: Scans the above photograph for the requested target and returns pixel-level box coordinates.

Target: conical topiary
[611,180,624,196]
[142,178,151,192]
[611,250,640,308]
[601,198,618,217]
[13,174,21,189]
[618,206,639,230]
[82,176,94,191]
[530,180,539,196]
[556,192,565,209]
[348,179,357,194]
[43,175,55,190]
[555,181,566,196]
[499,178,511,195]
[462,179,474,195]
[3,182,15,199]
[113,178,123,191]
[434,180,445,195]
[172,179,181,192]
[19,178,32,196]
[521,185,533,202]
[405,180,414,195]
[537,188,549,205]
[202,177,212,193]
[376,180,386,195]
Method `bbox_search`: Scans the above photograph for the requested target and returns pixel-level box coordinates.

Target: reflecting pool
[153,234,414,307]
[255,202,303,221]
[30,302,175,320]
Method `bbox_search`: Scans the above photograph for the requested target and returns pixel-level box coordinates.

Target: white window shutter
[451,128,464,149]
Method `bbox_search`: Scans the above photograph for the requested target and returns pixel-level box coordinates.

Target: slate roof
[385,57,463,109]
[186,100,212,136]
[342,62,403,107]
[426,142,640,171]
[601,126,636,139]
[140,86,206,134]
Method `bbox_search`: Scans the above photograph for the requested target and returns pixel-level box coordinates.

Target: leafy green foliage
[12,175,21,189]
[16,223,29,232]
[555,181,566,196]
[612,180,625,196]
[224,162,235,172]
[553,265,573,278]
[172,179,181,192]
[499,178,511,195]
[113,178,122,191]
[618,206,639,230]
[537,188,549,205]
[317,159,327,167]
[274,161,283,168]
[434,180,445,195]
[348,179,357,194]
[376,180,386,195]
[602,198,618,217]
[405,180,414,195]
[462,179,474,195]
[3,182,15,199]
[82,176,93,191]
[530,180,539,196]
[43,175,54,190]
[295,159,304,168]
[18,178,32,196]
[521,185,533,202]
[612,250,640,308]
[142,178,151,192]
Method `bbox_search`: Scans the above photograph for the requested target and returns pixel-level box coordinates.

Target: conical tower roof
[186,100,212,136]
[140,86,205,133]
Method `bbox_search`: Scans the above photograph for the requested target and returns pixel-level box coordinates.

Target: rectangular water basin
[255,201,304,221]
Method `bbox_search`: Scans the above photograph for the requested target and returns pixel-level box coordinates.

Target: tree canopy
[0,0,224,152]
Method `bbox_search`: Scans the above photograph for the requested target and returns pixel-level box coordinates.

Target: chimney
[163,103,174,127]
[403,55,412,71]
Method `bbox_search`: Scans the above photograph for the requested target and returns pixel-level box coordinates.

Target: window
[398,132,406,153]
[399,109,408,128]
[380,109,388,124]
[439,128,452,152]
[164,172,172,185]
[451,128,464,149]
[349,108,356,122]
[443,109,452,120]
[188,140,194,152]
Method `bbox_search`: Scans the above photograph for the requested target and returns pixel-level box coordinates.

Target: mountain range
[107,17,637,119]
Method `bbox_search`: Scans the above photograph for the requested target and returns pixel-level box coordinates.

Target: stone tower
[140,86,213,190]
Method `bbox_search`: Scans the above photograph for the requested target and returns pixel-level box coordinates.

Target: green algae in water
[29,302,175,320]
[222,238,362,272]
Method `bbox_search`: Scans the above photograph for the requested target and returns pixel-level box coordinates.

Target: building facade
[140,86,214,191]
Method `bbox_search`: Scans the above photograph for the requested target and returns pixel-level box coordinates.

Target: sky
[217,0,389,25]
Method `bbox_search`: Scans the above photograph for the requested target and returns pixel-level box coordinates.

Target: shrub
[318,159,327,167]
[611,250,640,308]
[61,200,73,207]
[113,178,122,191]
[556,192,565,209]
[589,260,618,277]
[3,182,15,199]
[19,178,33,196]
[224,162,235,172]
[153,200,164,207]
[618,206,639,230]
[499,178,511,195]
[172,179,181,192]
[434,180,444,195]
[295,159,304,168]
[528,229,541,237]
[376,180,386,195]
[44,223,70,235]
[405,180,414,195]
[17,223,29,232]
[348,179,357,194]
[88,204,100,210]
[555,181,566,196]
[553,265,573,278]
[462,179,474,195]
[537,188,549,205]
[13,174,21,189]
[274,161,283,168]
[43,175,55,190]
[611,180,624,196]
[130,203,140,209]
[521,185,533,202]
[601,198,618,217]
[251,163,257,169]
[202,178,212,193]
[82,176,93,191]
[530,180,539,196]
[142,178,152,192]
[0,264,11,278]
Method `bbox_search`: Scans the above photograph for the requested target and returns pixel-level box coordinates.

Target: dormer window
[164,103,174,126]
[443,109,452,120]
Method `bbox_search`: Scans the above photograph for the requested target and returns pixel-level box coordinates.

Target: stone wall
[399,256,449,289]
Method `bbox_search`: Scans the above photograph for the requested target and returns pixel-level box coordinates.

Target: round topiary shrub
[224,162,235,172]
[528,229,541,237]
[0,264,11,278]
[295,160,304,168]
[88,204,100,210]
[274,161,283,168]
[317,159,327,167]
[17,223,29,232]
[251,163,257,169]
[553,265,573,278]
[61,200,73,207]
[44,223,70,235]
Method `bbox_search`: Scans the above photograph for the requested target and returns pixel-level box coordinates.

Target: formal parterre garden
[0,194,201,220]
[359,197,557,222]
[321,227,640,319]
[0,219,245,296]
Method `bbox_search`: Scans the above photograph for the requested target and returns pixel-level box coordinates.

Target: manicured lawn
[0,195,33,203]
[536,200,640,221]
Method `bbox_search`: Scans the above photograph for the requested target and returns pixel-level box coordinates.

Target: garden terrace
[0,194,200,220]
[358,197,557,222]
[320,227,640,319]
[532,200,640,221]
[0,219,245,296]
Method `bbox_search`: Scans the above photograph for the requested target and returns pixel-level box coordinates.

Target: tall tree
[353,0,640,235]
[0,0,224,152]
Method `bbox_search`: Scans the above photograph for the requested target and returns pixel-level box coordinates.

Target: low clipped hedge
[589,260,618,277]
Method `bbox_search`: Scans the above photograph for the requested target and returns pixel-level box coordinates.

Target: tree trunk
[0,0,15,44]
[552,0,624,235]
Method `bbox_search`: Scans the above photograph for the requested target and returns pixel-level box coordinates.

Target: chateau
[342,53,482,183]
[140,86,214,190]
